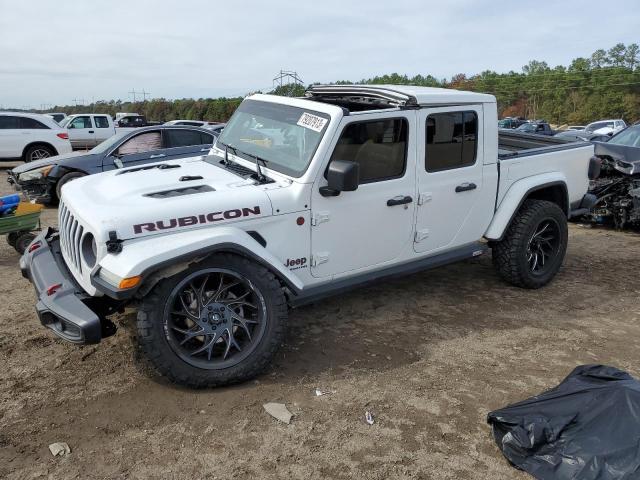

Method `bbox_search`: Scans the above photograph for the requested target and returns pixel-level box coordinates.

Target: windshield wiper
[245,152,268,184]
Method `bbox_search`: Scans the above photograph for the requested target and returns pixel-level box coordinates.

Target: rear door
[93,115,113,144]
[67,116,96,149]
[161,128,215,159]
[414,106,486,254]
[0,116,22,158]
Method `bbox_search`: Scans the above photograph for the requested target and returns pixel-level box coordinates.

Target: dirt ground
[1,163,639,480]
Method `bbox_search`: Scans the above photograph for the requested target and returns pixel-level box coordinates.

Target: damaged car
[584,124,640,229]
[7,126,218,204]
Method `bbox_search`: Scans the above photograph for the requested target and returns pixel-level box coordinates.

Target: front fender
[484,173,568,241]
[94,226,304,297]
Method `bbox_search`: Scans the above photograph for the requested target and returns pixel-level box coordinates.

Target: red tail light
[57,132,69,140]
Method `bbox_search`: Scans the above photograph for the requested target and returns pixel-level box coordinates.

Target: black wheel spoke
[526,217,561,275]
[165,268,266,369]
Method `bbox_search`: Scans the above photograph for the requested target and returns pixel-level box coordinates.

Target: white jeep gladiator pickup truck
[20,85,599,387]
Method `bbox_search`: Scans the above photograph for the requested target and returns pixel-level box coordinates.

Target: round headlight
[81,233,97,268]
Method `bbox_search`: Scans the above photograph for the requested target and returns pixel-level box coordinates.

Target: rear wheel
[136,254,288,388]
[6,232,19,248]
[24,144,54,163]
[492,200,568,289]
[14,232,36,254]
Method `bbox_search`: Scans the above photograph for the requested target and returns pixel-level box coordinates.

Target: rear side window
[425,111,478,172]
[70,116,92,129]
[117,132,162,155]
[330,118,407,183]
[20,117,49,129]
[165,129,212,148]
[0,116,21,129]
[94,116,110,128]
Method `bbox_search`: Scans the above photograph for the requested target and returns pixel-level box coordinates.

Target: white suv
[0,112,73,162]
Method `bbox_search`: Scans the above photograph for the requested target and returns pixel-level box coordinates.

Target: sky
[0,0,639,108]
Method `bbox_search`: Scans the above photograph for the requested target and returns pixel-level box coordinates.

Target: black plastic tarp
[487,365,640,480]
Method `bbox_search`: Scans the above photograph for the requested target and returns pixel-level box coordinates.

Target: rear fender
[484,173,568,241]
[96,226,304,295]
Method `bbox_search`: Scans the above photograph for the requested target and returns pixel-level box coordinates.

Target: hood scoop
[144,184,215,199]
[117,163,181,175]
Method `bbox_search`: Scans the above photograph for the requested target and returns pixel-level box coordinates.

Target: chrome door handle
[455,182,477,193]
[200,148,210,152]
[149,153,166,159]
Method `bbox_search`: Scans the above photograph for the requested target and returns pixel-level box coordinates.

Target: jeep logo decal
[133,206,261,234]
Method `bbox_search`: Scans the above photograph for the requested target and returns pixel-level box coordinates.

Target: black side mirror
[320,160,359,197]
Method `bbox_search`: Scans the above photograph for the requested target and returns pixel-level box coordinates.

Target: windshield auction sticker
[297,112,328,132]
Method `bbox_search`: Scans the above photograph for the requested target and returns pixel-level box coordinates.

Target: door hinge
[417,192,432,205]
[311,252,330,266]
[414,229,429,243]
[311,211,330,226]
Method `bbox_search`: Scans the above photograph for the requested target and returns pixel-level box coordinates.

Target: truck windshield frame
[215,99,330,178]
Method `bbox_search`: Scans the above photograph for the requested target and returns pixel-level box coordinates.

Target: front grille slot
[58,200,84,276]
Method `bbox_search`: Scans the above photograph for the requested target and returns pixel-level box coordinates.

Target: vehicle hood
[11,151,90,174]
[60,156,275,242]
[594,142,640,175]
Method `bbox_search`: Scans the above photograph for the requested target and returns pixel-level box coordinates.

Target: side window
[94,116,110,128]
[425,111,477,172]
[330,118,407,183]
[117,132,162,155]
[0,116,20,129]
[201,132,214,145]
[165,129,208,148]
[20,117,49,129]
[70,116,92,129]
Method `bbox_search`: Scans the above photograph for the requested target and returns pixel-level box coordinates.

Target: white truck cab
[21,85,599,388]
[63,113,116,149]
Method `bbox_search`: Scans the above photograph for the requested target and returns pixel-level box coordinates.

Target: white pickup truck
[20,85,599,388]
[61,114,117,149]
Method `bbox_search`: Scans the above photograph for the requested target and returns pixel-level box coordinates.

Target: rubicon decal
[133,206,261,234]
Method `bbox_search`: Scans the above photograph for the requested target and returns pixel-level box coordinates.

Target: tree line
[45,42,640,125]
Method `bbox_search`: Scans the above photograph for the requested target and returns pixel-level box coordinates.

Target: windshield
[59,117,71,128]
[586,121,613,132]
[215,99,330,177]
[516,123,536,132]
[89,131,129,154]
[608,126,640,147]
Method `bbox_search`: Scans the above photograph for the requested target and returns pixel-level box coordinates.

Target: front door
[414,105,486,254]
[310,111,416,278]
[67,116,96,149]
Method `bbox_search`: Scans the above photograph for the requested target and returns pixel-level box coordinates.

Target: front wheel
[492,200,568,289]
[136,254,288,388]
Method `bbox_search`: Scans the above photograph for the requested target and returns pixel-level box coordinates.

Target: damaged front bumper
[20,228,103,344]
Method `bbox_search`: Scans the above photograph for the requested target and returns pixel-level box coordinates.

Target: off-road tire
[135,253,288,388]
[492,199,568,289]
[24,144,55,163]
[55,172,86,201]
[14,232,36,254]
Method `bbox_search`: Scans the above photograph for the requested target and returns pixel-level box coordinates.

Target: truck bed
[498,130,587,159]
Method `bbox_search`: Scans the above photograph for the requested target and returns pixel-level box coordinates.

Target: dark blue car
[8,125,219,204]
